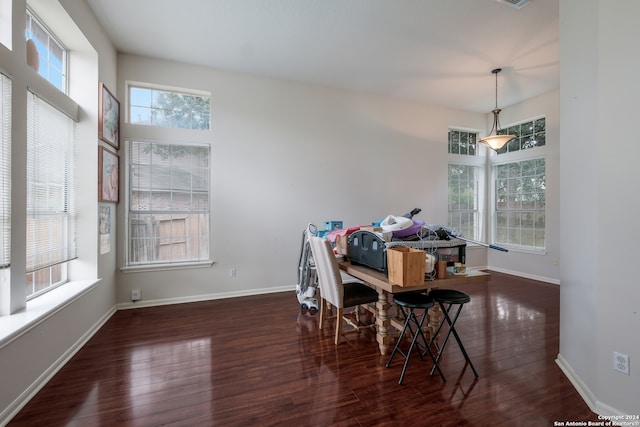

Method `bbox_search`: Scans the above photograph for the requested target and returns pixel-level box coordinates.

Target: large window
[128,84,210,130]
[494,158,546,249]
[21,8,76,299]
[26,92,77,297]
[1,0,89,318]
[25,8,67,93]
[448,164,479,240]
[492,117,546,250]
[1,74,10,271]
[127,140,210,267]
[448,129,481,240]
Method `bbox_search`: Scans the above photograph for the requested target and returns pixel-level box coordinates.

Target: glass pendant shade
[479,69,516,151]
[480,133,515,151]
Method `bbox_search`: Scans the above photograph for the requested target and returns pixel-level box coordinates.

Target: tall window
[448,164,479,240]
[448,129,481,240]
[26,92,76,297]
[127,140,210,266]
[25,8,67,93]
[129,84,210,130]
[494,158,546,249]
[1,74,11,271]
[492,117,546,250]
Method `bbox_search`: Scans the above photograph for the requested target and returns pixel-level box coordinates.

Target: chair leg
[319,297,327,330]
[335,307,343,345]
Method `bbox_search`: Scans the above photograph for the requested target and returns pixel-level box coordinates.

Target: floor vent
[496,0,530,9]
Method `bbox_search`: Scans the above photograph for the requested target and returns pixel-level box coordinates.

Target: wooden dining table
[338,260,490,356]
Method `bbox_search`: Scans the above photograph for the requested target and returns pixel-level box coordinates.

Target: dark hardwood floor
[9,271,600,426]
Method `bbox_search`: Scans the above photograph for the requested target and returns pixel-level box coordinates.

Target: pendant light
[479,68,516,151]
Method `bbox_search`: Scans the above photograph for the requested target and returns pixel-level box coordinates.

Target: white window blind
[26,91,77,273]
[127,140,210,266]
[0,73,10,269]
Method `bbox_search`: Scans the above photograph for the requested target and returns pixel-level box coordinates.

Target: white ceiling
[85,0,559,113]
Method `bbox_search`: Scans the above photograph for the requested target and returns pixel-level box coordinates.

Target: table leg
[428,301,442,339]
[375,288,391,355]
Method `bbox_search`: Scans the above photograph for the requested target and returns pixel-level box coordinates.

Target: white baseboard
[487,266,560,285]
[117,285,294,310]
[556,353,631,420]
[555,353,599,412]
[0,305,117,426]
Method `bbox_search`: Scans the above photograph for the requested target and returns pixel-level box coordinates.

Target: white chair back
[308,236,344,309]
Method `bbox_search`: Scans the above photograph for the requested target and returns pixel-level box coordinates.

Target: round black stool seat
[392,292,434,309]
[429,289,470,305]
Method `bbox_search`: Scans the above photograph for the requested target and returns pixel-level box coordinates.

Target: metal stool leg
[386,308,413,370]
[386,307,440,384]
[445,305,478,378]
[429,302,478,378]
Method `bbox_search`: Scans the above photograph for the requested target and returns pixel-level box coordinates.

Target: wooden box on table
[386,247,426,286]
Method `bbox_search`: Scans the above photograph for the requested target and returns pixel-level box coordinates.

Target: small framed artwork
[99,146,119,203]
[98,82,120,150]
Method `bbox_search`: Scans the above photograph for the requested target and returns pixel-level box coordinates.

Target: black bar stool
[385,292,445,384]
[427,289,478,378]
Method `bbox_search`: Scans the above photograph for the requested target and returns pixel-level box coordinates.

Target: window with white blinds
[0,73,10,270]
[26,91,77,284]
[127,140,210,266]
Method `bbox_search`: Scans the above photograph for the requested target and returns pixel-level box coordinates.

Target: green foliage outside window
[448,164,478,239]
[495,158,546,248]
[130,86,210,130]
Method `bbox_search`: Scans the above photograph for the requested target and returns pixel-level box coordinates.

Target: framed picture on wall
[99,146,119,203]
[98,82,120,150]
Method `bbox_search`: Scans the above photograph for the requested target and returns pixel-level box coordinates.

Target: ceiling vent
[496,0,530,9]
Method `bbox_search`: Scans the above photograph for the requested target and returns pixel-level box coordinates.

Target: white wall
[558,0,640,415]
[115,54,489,305]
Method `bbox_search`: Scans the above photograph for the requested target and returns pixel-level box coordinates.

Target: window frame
[25,6,69,94]
[447,128,484,242]
[126,81,211,130]
[490,116,547,253]
[448,163,481,241]
[1,73,11,271]
[123,139,213,272]
[25,90,77,299]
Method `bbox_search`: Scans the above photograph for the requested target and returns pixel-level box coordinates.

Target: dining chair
[308,236,378,345]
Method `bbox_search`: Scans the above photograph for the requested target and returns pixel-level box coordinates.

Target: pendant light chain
[494,68,499,109]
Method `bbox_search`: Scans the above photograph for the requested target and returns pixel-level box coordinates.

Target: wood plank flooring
[9,271,601,426]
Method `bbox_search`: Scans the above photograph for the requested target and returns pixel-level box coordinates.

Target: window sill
[121,260,214,274]
[0,279,101,349]
[495,244,547,255]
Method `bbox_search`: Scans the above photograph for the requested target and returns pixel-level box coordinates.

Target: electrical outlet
[613,352,630,375]
[131,289,141,301]
[230,268,237,278]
